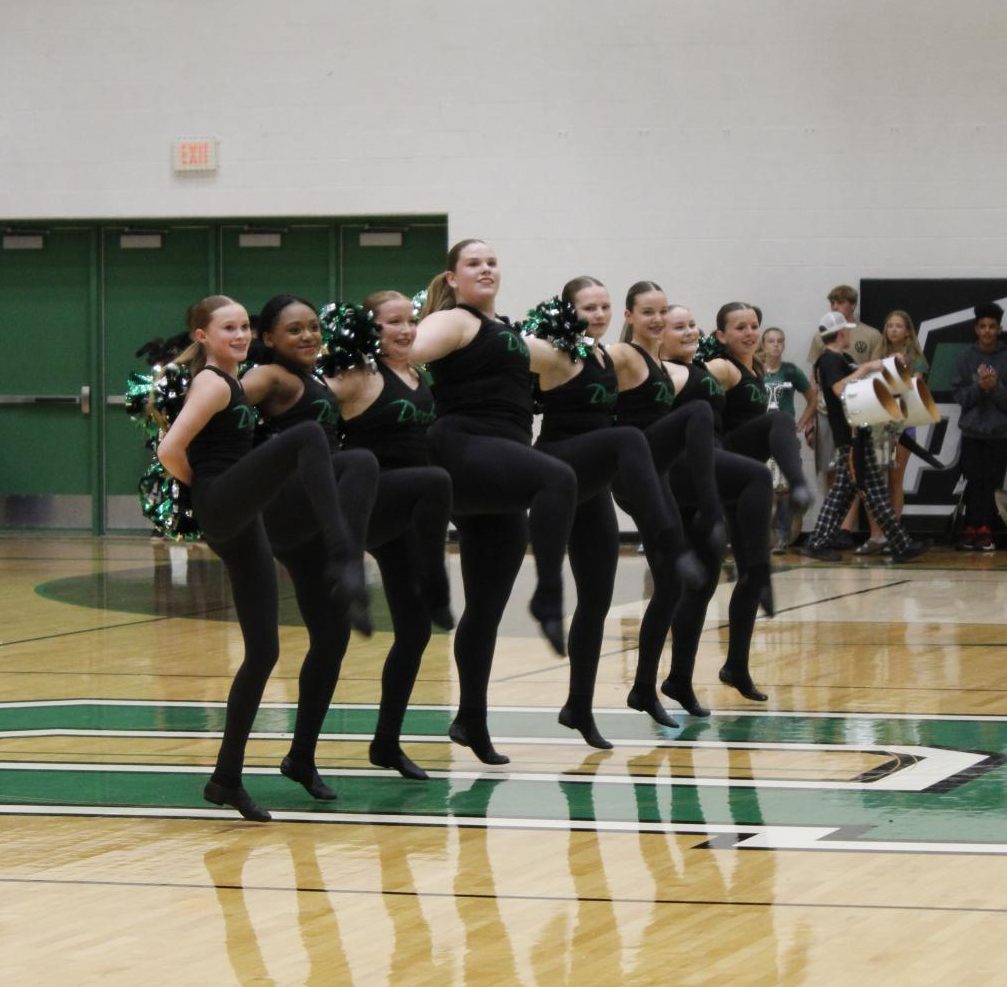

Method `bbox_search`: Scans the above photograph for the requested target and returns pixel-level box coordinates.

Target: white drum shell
[900,375,940,426]
[841,376,904,428]
[879,356,912,395]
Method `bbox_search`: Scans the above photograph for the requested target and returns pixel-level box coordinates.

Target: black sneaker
[801,543,841,562]
[830,530,858,550]
[891,539,930,563]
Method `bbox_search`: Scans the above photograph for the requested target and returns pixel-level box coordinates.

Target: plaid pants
[808,433,911,552]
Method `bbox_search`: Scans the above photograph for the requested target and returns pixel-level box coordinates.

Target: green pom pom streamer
[519,296,592,362]
[138,457,201,541]
[318,302,382,375]
[694,332,727,365]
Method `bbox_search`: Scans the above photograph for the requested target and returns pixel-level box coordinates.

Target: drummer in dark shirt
[801,312,927,563]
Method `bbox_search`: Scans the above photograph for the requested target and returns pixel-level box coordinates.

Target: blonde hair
[419,239,487,319]
[881,309,927,371]
[148,294,236,428]
[363,290,409,321]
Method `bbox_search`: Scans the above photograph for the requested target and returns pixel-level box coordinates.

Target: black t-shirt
[815,348,856,447]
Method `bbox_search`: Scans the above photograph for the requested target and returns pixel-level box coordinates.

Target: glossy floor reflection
[2,535,1007,984]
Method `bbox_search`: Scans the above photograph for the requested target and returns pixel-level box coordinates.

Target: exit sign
[172,139,218,173]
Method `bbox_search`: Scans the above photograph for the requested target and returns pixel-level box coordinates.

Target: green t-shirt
[763,362,811,418]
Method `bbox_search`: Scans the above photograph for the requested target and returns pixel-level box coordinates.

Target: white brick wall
[2,0,1006,347]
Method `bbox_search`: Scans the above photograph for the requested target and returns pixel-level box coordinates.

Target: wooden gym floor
[2,533,1007,985]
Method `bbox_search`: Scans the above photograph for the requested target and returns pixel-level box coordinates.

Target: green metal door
[220,224,333,315]
[0,228,96,528]
[339,223,447,303]
[102,226,214,531]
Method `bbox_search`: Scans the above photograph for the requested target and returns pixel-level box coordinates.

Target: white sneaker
[854,538,887,556]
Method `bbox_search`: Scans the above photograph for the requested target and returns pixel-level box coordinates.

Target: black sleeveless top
[538,346,617,443]
[341,361,435,469]
[721,356,769,433]
[267,369,342,451]
[187,366,256,480]
[615,343,676,430]
[427,304,533,440]
[672,362,727,436]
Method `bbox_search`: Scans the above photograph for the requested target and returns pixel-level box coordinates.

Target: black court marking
[2,874,1007,915]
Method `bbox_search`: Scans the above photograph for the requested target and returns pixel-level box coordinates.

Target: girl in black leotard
[240,295,379,803]
[603,283,727,722]
[705,302,813,514]
[661,304,775,705]
[157,296,365,822]
[330,289,454,780]
[531,277,708,747]
[411,239,578,765]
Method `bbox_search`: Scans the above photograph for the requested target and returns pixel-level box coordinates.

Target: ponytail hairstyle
[620,280,664,343]
[561,275,606,308]
[419,238,487,319]
[715,301,763,376]
[363,289,410,324]
[173,294,238,376]
[147,294,236,429]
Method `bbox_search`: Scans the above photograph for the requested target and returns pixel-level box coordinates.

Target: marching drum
[878,355,913,395]
[841,375,904,428]
[900,375,940,426]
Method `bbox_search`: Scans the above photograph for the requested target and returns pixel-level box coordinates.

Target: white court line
[0,739,986,792]
[1,698,1007,722]
[0,803,1004,855]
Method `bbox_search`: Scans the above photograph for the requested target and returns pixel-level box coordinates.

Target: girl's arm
[156,371,230,486]
[705,357,740,390]
[410,309,474,364]
[796,381,819,432]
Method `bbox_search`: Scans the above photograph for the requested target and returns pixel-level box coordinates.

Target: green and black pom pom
[318,302,382,375]
[519,296,592,362]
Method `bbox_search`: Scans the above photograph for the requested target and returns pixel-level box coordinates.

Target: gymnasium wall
[3,0,1007,530]
[4,0,1006,345]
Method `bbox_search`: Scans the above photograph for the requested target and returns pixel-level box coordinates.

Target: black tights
[667,449,773,693]
[270,462,450,771]
[191,422,356,788]
[723,410,807,493]
[538,427,682,720]
[428,416,576,743]
[261,448,379,775]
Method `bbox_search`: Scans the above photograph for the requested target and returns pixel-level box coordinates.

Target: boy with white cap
[802,312,928,563]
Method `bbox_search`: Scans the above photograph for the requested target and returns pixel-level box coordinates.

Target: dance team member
[659,302,776,706]
[332,289,454,779]
[412,239,577,765]
[240,294,379,801]
[606,283,754,719]
[528,277,707,746]
[704,302,813,515]
[157,295,366,822]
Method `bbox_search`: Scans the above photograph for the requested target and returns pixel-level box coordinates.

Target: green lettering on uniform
[653,381,675,406]
[702,376,725,397]
[501,331,530,357]
[311,399,340,426]
[586,383,617,406]
[232,404,257,429]
[390,399,436,425]
[744,382,768,407]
